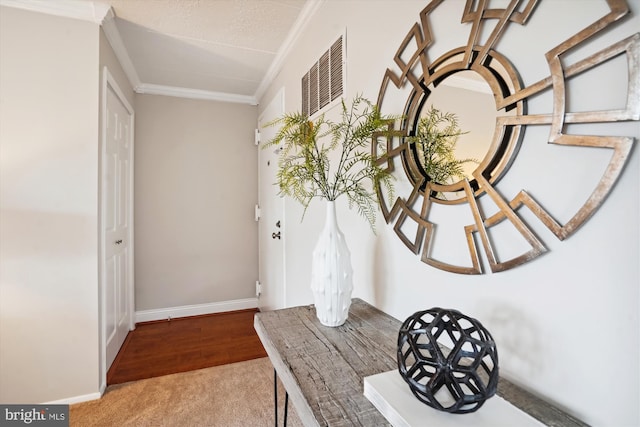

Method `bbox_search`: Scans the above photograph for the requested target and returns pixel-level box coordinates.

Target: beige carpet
[70,358,302,426]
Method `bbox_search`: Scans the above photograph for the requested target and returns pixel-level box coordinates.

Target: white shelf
[364,370,546,427]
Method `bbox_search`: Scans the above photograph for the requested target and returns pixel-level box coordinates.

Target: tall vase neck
[325,200,338,228]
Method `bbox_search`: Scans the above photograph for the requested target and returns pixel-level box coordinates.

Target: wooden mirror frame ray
[374,0,639,274]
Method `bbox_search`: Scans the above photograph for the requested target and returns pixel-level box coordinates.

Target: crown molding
[0,0,292,105]
[136,83,258,105]
[0,0,111,24]
[254,0,325,102]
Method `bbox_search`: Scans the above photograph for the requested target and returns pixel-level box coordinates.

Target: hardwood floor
[106,309,267,385]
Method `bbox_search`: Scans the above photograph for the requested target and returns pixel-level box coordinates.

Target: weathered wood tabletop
[254,298,588,427]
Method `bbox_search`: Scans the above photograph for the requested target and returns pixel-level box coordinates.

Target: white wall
[134,95,258,311]
[258,1,640,425]
[0,7,101,403]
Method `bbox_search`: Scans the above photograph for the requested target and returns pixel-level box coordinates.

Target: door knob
[115,239,123,244]
[276,220,281,228]
[272,232,281,240]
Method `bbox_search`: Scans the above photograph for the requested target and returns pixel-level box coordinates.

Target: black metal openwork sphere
[397,308,499,414]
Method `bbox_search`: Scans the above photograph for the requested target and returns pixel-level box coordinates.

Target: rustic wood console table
[254,298,588,427]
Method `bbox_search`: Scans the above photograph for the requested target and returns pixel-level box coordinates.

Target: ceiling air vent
[302,35,344,116]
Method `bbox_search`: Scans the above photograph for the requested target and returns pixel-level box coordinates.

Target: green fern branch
[263,95,397,231]
[407,105,478,189]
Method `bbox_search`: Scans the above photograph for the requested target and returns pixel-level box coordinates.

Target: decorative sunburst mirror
[374,0,639,274]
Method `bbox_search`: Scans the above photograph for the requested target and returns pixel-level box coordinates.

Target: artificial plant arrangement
[408,105,477,187]
[264,95,396,327]
[264,94,395,231]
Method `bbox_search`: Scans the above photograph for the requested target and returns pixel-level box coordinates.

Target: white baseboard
[44,391,102,405]
[135,298,259,324]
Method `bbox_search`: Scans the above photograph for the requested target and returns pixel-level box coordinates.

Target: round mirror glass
[415,70,509,185]
[410,70,518,200]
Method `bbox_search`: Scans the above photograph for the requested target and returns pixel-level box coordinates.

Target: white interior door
[102,68,134,376]
[258,89,285,311]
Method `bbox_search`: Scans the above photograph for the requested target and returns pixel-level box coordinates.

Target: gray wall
[0,6,101,403]
[134,95,258,311]
[98,21,136,394]
[0,4,257,402]
[258,1,639,425]
[0,5,135,403]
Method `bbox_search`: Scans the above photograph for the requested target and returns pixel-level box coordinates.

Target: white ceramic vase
[310,201,353,327]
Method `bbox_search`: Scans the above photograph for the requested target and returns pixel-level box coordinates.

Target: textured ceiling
[95,0,309,98]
